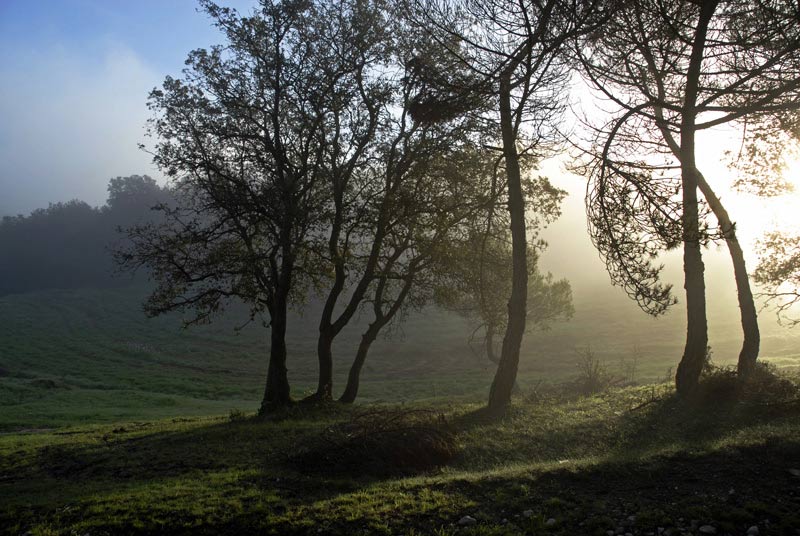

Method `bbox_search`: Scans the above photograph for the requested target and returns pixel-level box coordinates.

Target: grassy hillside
[2,383,800,535]
[1,285,799,430]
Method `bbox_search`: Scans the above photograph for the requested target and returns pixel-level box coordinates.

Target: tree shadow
[3,393,800,534]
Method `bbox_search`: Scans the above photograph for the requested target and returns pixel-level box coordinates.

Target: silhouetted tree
[435,176,573,364]
[121,0,351,412]
[576,0,800,392]
[410,0,606,414]
[338,130,496,403]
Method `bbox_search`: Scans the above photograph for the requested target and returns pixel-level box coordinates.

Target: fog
[1,0,799,379]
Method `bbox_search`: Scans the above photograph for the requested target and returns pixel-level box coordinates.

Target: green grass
[3,286,800,534]
[2,384,800,535]
[2,285,800,430]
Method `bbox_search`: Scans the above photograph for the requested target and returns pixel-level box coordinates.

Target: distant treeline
[0,175,169,296]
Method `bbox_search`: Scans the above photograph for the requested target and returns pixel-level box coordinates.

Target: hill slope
[1,284,799,429]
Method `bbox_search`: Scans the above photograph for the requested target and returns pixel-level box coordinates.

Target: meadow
[3,286,800,535]
[1,284,800,430]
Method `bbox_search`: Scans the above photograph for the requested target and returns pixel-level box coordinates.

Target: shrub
[228,408,247,422]
[292,408,458,476]
[571,347,613,395]
[697,360,799,403]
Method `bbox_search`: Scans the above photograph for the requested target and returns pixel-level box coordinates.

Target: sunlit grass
[2,380,800,534]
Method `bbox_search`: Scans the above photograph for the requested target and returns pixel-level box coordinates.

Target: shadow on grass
[3,392,800,534]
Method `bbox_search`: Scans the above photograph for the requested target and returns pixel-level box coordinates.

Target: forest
[2,0,800,534]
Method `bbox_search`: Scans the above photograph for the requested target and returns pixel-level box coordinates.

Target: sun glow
[695,128,800,267]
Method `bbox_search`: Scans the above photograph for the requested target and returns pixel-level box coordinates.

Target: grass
[3,285,800,534]
[2,285,800,430]
[2,383,800,535]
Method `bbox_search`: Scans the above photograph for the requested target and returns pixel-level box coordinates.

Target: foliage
[755,232,800,326]
[0,175,168,296]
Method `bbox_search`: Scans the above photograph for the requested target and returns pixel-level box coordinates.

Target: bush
[292,408,458,476]
[228,408,247,422]
[570,347,613,396]
[697,360,799,403]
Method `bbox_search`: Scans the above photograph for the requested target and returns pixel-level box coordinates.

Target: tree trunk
[485,326,499,364]
[259,292,292,414]
[693,172,760,378]
[487,75,528,415]
[674,0,717,396]
[339,325,379,404]
[675,177,708,395]
[311,329,334,401]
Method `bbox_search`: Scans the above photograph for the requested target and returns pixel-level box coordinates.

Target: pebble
[458,515,477,527]
[606,531,615,536]
[747,526,759,536]
[523,510,534,518]
[698,525,716,535]
[545,518,557,526]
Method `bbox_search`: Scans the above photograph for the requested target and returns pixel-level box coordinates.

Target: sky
[1,0,799,341]
[0,0,255,216]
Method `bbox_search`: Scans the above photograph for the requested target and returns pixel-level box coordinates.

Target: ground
[2,383,800,535]
[3,287,800,535]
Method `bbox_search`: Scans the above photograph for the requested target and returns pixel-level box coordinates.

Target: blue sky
[0,0,255,215]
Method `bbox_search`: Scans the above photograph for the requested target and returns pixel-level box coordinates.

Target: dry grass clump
[291,408,458,476]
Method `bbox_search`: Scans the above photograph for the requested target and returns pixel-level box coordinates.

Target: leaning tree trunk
[487,74,528,415]
[339,269,415,404]
[259,290,293,414]
[338,324,380,404]
[694,172,760,378]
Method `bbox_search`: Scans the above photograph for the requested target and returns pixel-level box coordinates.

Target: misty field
[3,285,800,430]
[3,288,800,534]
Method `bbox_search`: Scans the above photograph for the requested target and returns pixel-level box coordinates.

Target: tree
[755,232,800,326]
[411,0,605,414]
[576,0,800,392]
[338,127,497,403]
[435,176,573,365]
[121,0,349,412]
[303,0,393,401]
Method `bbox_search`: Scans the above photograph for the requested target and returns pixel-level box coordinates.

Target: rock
[501,518,508,524]
[698,525,716,535]
[747,526,759,536]
[523,510,534,518]
[458,515,477,527]
[545,518,557,526]
[628,515,637,524]
[658,527,665,535]
[788,468,800,477]
[607,530,615,536]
